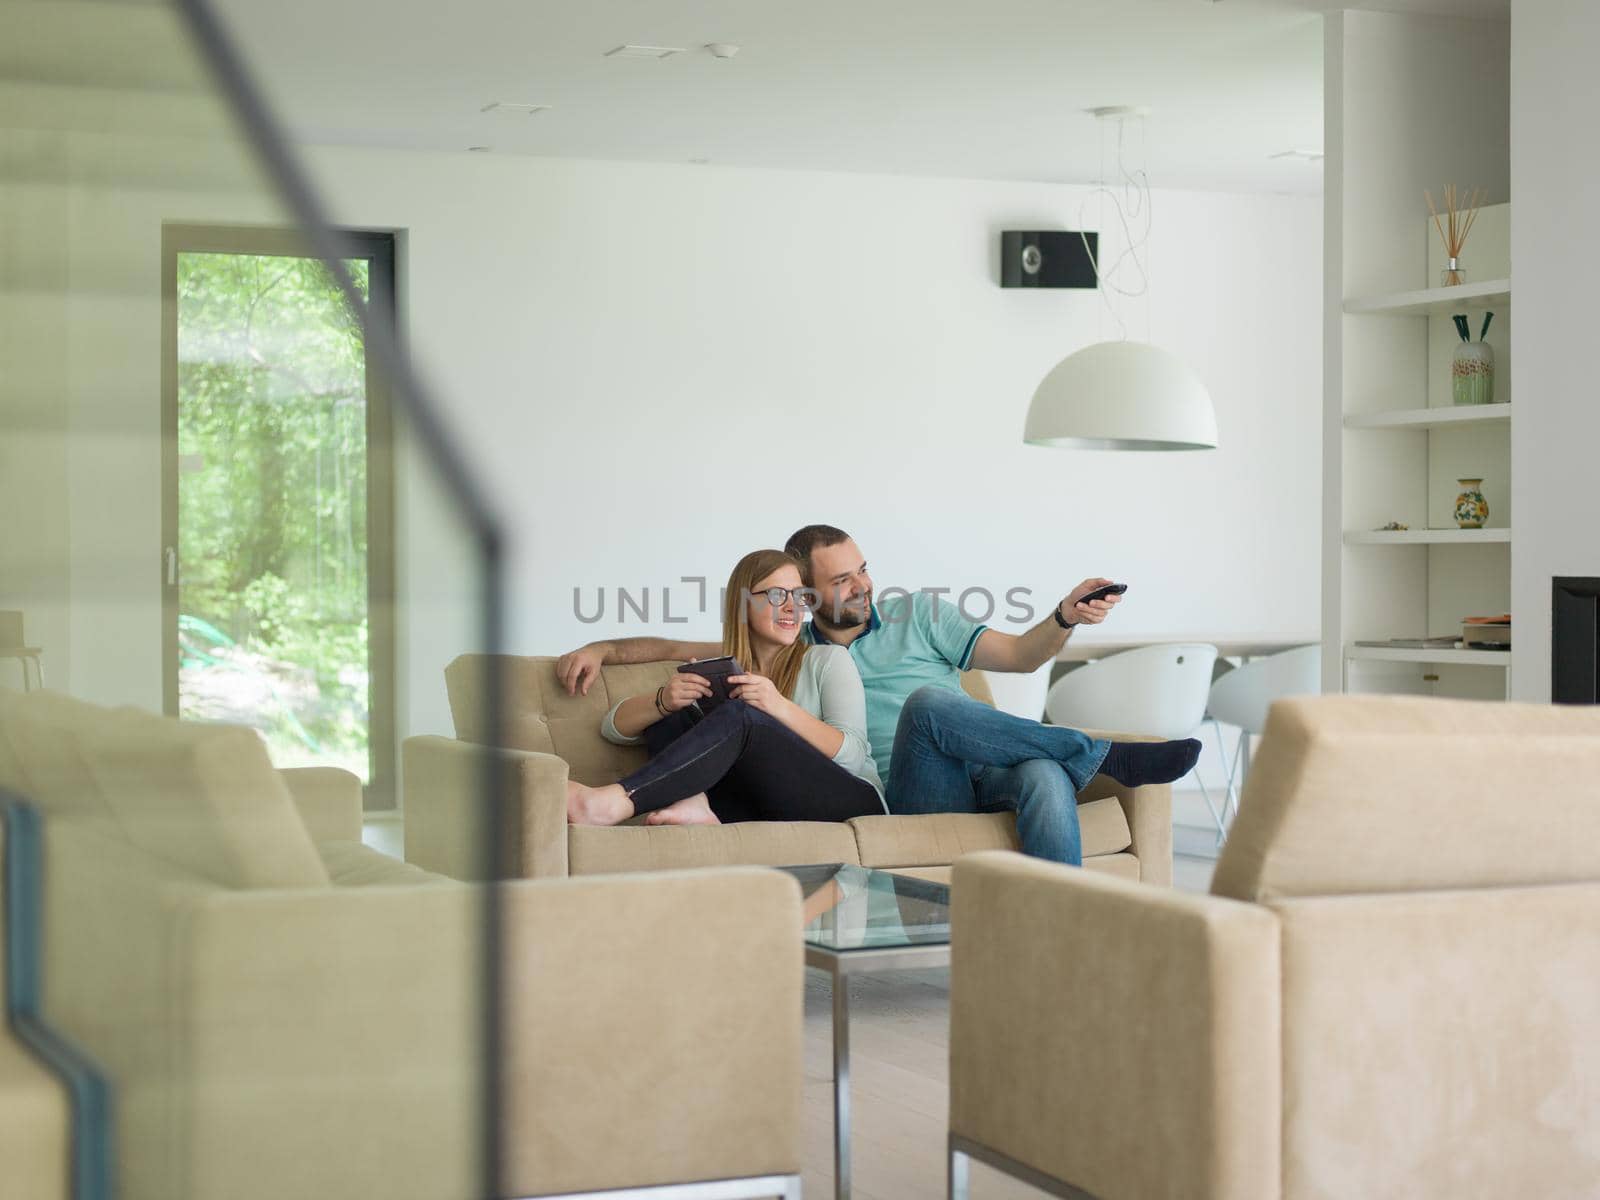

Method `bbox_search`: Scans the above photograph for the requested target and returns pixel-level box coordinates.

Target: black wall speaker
[1000,230,1098,289]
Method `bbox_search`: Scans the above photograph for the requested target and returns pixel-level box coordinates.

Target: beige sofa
[0,689,804,1200]
[948,694,1600,1200]
[403,654,1173,886]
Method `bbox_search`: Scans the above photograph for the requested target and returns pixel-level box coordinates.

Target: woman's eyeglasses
[756,587,810,608]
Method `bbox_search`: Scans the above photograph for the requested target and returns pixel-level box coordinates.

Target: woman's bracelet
[654,686,669,716]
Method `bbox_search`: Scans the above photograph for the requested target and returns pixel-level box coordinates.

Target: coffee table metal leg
[833,969,851,1200]
[948,1138,971,1200]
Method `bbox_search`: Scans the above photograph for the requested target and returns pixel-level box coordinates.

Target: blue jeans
[884,686,1111,866]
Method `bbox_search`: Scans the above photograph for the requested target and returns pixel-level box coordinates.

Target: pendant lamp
[1024,341,1217,451]
[1025,107,1217,452]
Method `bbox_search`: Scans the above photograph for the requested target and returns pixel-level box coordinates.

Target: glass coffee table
[779,864,952,1200]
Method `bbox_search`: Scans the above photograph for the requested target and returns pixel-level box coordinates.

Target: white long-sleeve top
[601,644,886,805]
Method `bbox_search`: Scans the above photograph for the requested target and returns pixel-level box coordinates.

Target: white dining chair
[1205,643,1321,825]
[1044,643,1222,833]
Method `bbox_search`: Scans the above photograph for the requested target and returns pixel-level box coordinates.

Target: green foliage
[176,252,373,776]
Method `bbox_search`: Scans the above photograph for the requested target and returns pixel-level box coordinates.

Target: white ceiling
[211,0,1506,195]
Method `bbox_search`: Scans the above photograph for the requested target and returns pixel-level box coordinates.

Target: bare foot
[643,792,721,826]
[566,780,633,826]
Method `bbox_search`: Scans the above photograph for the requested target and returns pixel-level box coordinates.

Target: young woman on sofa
[565,548,886,827]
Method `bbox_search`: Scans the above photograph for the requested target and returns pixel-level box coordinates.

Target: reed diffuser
[1426,185,1483,287]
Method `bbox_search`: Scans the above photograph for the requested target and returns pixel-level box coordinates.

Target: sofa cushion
[849,797,1133,868]
[318,841,452,887]
[85,710,330,890]
[1212,695,1600,902]
[568,821,862,876]
[446,654,671,784]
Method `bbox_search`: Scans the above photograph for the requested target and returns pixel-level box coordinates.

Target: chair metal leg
[1192,719,1229,843]
[1212,718,1245,833]
[948,1140,970,1200]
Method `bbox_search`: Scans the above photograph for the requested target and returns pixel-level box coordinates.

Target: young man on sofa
[557,525,1199,865]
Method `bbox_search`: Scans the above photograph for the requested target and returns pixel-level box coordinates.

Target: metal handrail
[1,790,114,1200]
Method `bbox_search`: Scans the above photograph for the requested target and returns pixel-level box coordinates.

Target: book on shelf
[1461,613,1511,648]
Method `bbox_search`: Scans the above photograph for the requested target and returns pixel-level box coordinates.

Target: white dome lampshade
[1024,340,1218,451]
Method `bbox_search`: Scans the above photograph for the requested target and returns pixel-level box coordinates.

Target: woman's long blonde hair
[722,549,810,700]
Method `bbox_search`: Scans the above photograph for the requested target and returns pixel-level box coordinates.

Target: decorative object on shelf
[1023,106,1217,451]
[1377,521,1410,531]
[1462,614,1511,650]
[1426,184,1483,286]
[1450,312,1496,405]
[1453,478,1489,529]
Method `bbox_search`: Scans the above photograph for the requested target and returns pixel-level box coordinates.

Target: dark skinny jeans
[621,699,883,824]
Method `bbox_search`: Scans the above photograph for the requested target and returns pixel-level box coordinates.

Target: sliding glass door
[161,227,396,804]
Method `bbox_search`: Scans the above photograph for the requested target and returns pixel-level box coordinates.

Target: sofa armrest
[950,851,1279,1200]
[401,735,569,879]
[1076,727,1173,885]
[276,767,364,844]
[1079,778,1171,885]
[176,867,801,1198]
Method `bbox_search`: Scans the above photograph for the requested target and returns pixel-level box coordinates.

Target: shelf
[1344,528,1511,545]
[1343,278,1511,316]
[1346,644,1512,668]
[1344,403,1512,430]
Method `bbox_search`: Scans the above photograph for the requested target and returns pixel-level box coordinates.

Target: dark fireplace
[1553,577,1600,704]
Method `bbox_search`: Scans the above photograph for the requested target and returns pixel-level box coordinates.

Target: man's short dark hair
[784,524,854,584]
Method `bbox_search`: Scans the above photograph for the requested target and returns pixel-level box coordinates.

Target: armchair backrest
[1,690,329,890]
[1211,695,1600,903]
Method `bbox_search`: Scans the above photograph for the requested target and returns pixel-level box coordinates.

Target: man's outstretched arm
[968,578,1122,674]
[556,636,721,696]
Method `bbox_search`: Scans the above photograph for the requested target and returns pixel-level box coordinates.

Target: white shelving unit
[1343,528,1510,545]
[1343,278,1512,316]
[1323,10,1511,702]
[1344,403,1511,431]
[1346,644,1513,668]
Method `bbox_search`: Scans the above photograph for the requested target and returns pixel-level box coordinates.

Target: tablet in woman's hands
[677,656,744,708]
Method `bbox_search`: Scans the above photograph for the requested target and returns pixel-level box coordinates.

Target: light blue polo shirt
[804,590,987,781]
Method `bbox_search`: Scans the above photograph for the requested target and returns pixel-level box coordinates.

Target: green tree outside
[176,251,371,779]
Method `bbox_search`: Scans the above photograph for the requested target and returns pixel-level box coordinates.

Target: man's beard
[812,595,871,632]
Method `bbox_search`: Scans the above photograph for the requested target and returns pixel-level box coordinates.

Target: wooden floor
[798,852,1217,1200]
[364,815,1217,1199]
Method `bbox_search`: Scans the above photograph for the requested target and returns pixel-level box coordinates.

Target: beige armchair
[948,694,1600,1200]
[404,654,1172,886]
[0,689,804,1200]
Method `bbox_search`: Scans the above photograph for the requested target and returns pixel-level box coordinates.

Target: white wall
[7,138,1321,797]
[304,149,1324,740]
[1510,0,1600,702]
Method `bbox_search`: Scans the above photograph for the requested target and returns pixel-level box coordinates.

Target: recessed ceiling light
[480,101,551,116]
[604,44,686,59]
[1269,148,1325,162]
[689,158,711,165]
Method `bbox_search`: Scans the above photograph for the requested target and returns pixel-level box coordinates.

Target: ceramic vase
[1453,478,1489,529]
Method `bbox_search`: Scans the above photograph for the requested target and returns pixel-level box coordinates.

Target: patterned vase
[1451,341,1495,406]
[1453,478,1489,529]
